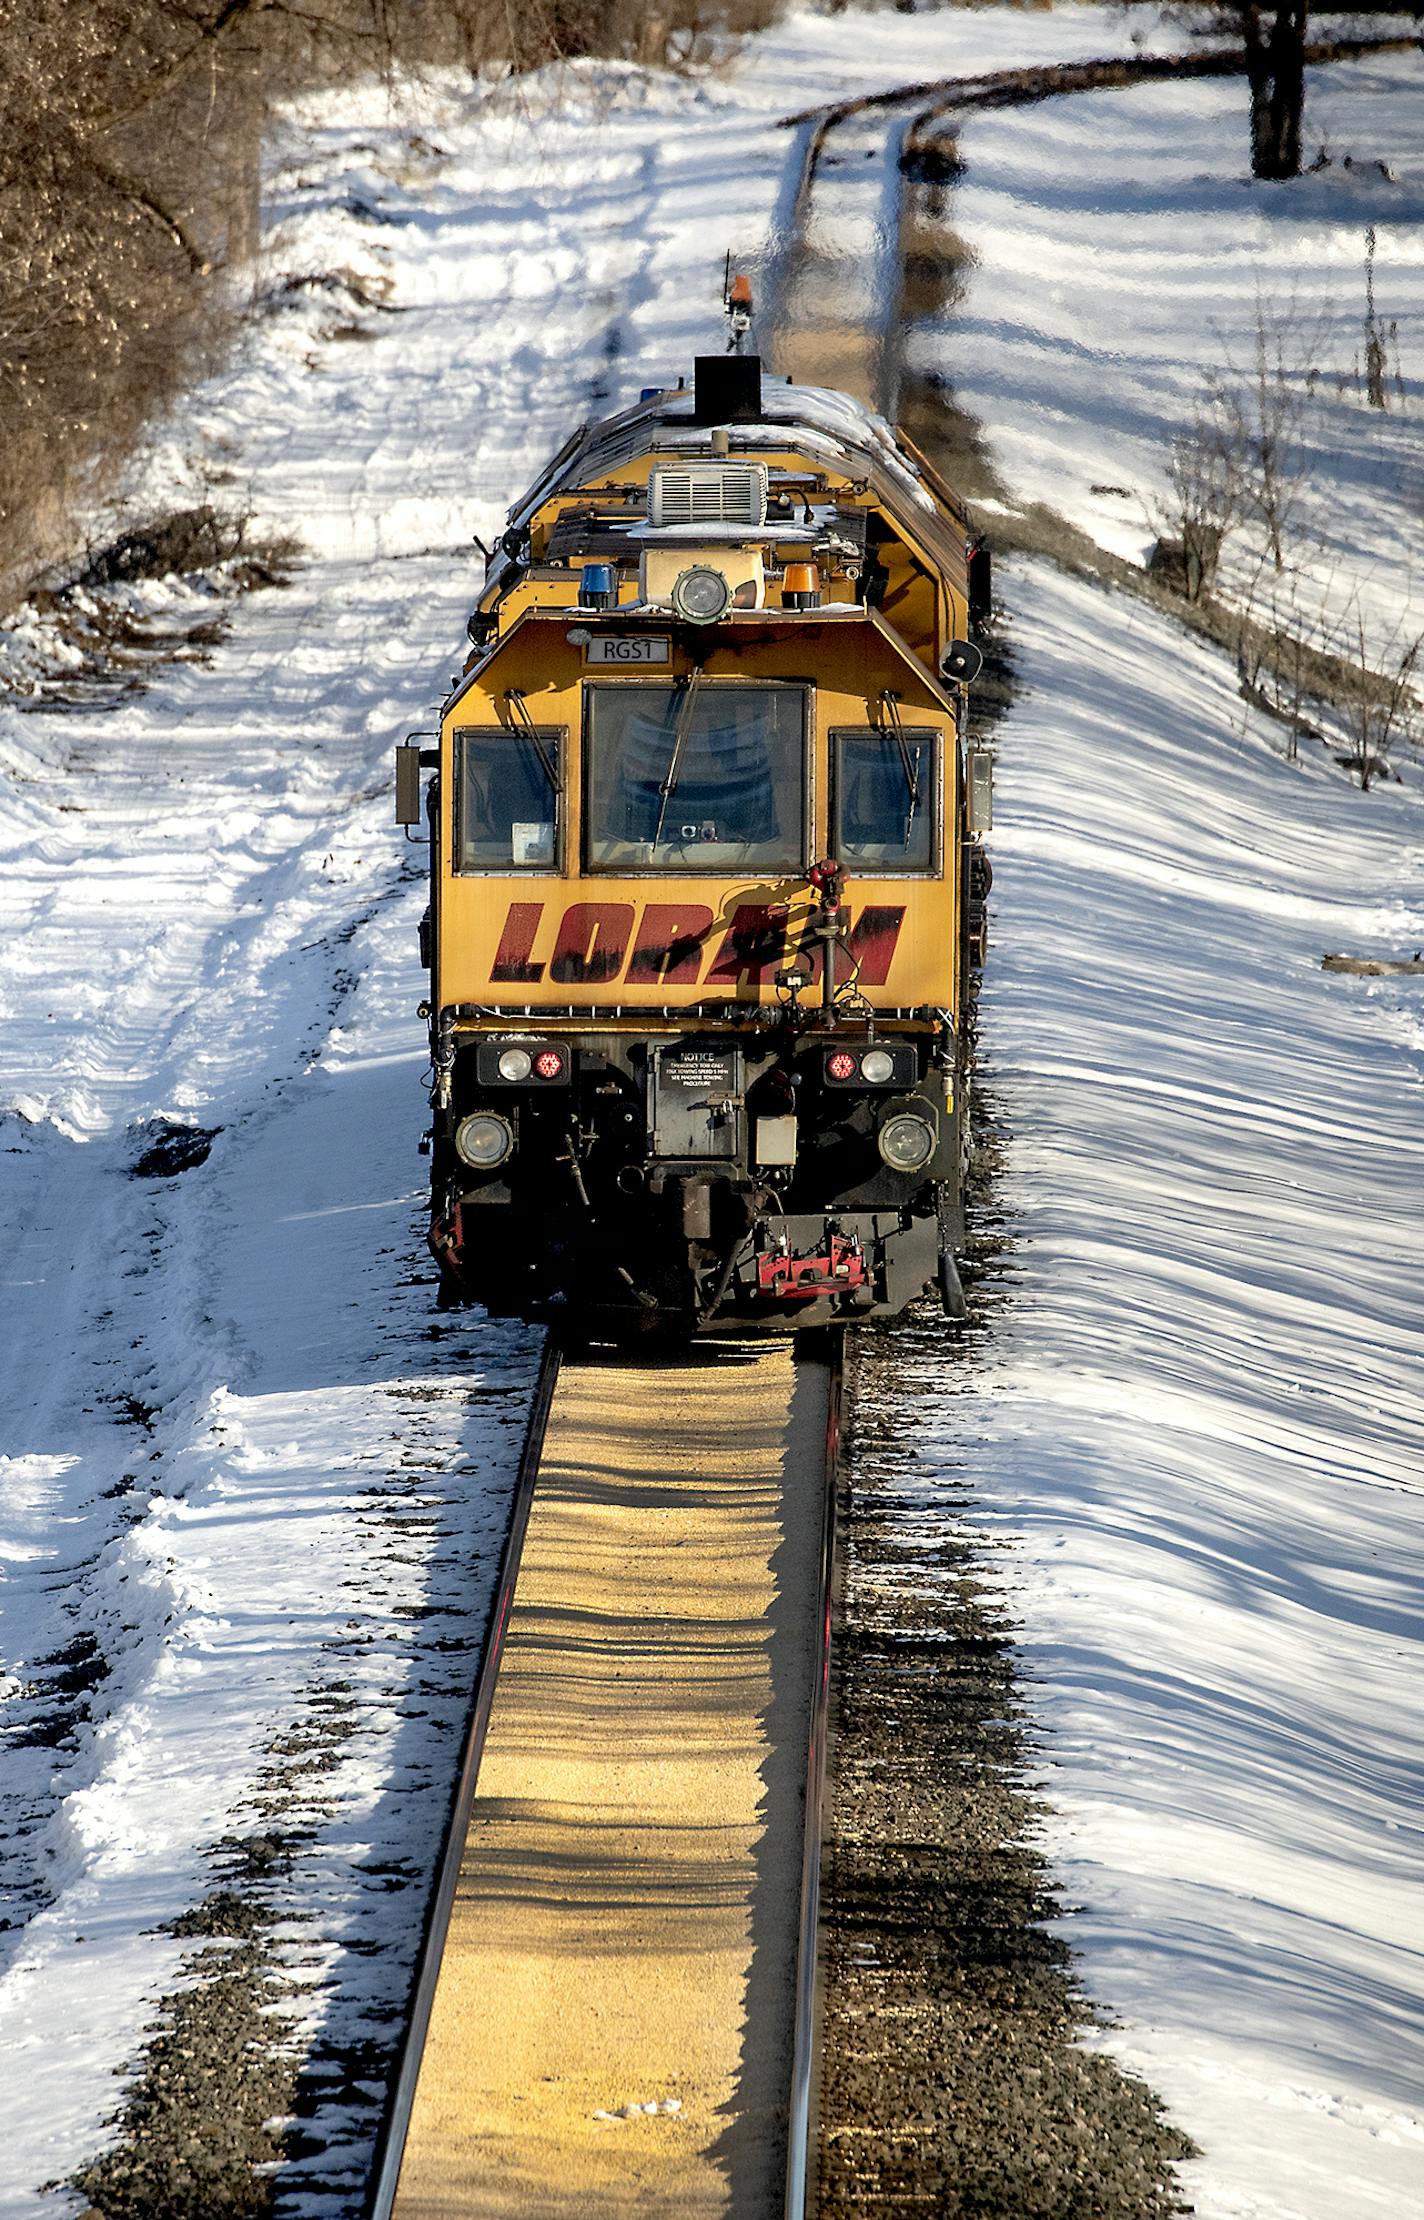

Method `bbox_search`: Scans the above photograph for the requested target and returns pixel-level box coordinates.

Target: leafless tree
[1241,1,1308,180]
[0,1,775,614]
[1148,397,1243,602]
[0,2,277,604]
[1149,294,1321,615]
[1183,2,1309,178]
[1254,559,1331,759]
[1215,297,1321,571]
[1329,600,1423,791]
[1362,225,1391,411]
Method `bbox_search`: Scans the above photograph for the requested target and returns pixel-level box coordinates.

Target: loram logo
[487,899,906,988]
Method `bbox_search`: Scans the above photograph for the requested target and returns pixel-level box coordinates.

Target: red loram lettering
[704,904,790,986]
[794,905,906,989]
[841,904,905,987]
[548,902,634,984]
[486,899,904,990]
[626,904,715,985]
[490,902,545,984]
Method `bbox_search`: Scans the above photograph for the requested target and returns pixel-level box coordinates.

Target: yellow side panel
[438,615,960,1019]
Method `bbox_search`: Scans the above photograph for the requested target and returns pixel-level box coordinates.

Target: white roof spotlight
[671,564,732,625]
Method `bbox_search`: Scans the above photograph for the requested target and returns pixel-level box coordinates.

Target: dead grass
[3,506,301,708]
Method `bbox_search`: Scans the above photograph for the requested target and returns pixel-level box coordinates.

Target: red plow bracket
[756,1233,868,1298]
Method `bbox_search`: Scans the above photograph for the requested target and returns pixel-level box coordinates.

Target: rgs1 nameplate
[584,635,671,664]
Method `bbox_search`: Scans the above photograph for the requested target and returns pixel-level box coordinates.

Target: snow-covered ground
[928,65,1424,2211]
[935,45,1424,651]
[965,559,1424,2220]
[1,7,1420,2216]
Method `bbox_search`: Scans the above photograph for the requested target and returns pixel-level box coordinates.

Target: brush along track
[368,1335,840,2220]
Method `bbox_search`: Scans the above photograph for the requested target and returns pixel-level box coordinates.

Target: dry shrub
[0,2,263,611]
[1,1,779,618]
[1329,605,1423,791]
[365,0,777,75]
[1147,405,1239,603]
[77,504,299,589]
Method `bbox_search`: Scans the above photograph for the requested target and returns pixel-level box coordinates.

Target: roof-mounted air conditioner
[648,463,768,529]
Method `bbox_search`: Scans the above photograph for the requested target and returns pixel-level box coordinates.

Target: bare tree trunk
[1243,1,1309,181]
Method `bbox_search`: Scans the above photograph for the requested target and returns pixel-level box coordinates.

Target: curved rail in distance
[763,32,1421,374]
[781,31,1422,136]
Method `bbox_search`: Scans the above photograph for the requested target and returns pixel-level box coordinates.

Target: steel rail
[875,92,964,432]
[766,34,1422,381]
[780,32,1423,134]
[872,113,913,429]
[364,1334,563,2220]
[784,1333,844,2220]
[758,109,834,349]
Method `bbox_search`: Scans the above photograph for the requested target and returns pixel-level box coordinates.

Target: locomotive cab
[399,359,990,1335]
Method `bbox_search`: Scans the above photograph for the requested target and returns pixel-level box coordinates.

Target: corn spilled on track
[371,1336,839,2220]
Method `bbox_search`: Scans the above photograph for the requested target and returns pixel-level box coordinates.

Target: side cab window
[454,725,562,871]
[831,725,940,873]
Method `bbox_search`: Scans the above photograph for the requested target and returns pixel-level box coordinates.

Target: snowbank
[965,558,1424,2220]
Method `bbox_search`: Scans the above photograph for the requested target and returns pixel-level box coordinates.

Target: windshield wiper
[504,690,558,793]
[879,690,920,846]
[651,668,704,848]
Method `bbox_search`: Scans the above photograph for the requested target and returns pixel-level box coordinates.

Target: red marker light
[534,1048,565,1080]
[827,1050,856,1082]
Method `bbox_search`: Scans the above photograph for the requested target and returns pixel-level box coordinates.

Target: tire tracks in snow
[0,78,701,2217]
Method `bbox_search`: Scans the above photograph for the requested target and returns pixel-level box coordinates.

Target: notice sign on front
[661,1049,738,1093]
[584,635,670,664]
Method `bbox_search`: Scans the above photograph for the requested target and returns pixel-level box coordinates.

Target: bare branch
[83,147,214,273]
[91,0,276,135]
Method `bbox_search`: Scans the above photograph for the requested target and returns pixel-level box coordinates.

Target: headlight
[860,1048,895,1085]
[455,1112,514,1169]
[497,1047,532,1082]
[877,1112,935,1174]
[671,565,731,624]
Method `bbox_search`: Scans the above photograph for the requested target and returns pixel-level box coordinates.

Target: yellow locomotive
[396,353,992,1335]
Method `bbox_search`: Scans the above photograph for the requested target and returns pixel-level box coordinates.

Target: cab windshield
[585,683,806,872]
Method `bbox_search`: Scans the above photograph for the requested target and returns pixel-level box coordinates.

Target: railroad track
[368,1333,842,2220]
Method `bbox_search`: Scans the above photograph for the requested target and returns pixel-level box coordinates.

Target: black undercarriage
[428,1021,968,1336]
